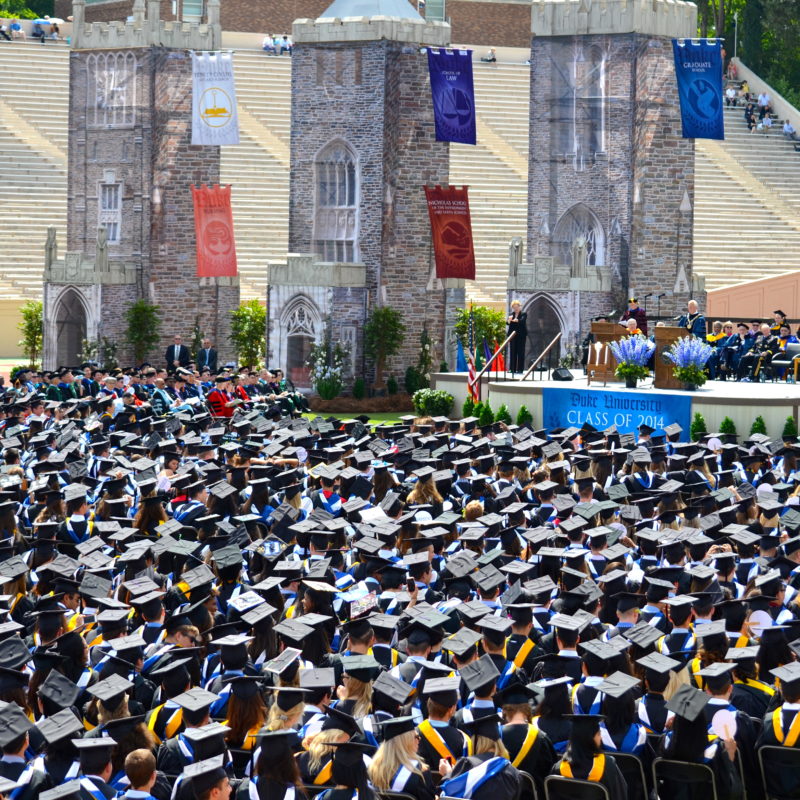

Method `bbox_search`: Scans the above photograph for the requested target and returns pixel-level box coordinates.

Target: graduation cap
[372,670,413,707]
[460,653,500,693]
[665,684,710,722]
[40,781,84,800]
[460,712,503,741]
[378,716,417,741]
[173,687,220,714]
[597,671,641,699]
[340,654,381,683]
[0,703,32,747]
[182,755,228,796]
[771,661,800,689]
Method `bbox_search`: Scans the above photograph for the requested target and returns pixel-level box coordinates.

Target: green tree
[230,299,266,368]
[751,415,768,436]
[478,402,494,427]
[719,416,737,436]
[0,0,38,19]
[495,404,512,424]
[690,412,707,442]
[364,306,406,389]
[126,300,161,364]
[783,415,798,440]
[453,306,506,356]
[17,300,43,368]
[516,405,533,426]
[462,395,475,418]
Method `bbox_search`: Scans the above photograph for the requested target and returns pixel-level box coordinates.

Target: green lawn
[303,411,404,425]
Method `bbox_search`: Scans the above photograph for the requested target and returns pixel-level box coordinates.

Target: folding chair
[611,752,648,800]
[758,744,800,799]
[519,769,540,800]
[651,756,718,800]
[544,774,611,800]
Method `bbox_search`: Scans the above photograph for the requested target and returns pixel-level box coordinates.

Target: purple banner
[427,48,476,145]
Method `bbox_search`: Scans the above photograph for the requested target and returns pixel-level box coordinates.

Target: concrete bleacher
[3,39,800,311]
[0,41,530,308]
[694,101,800,291]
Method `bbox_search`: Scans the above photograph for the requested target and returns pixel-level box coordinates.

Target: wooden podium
[654,326,685,389]
[587,322,621,382]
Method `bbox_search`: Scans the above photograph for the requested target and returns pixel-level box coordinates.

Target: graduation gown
[551,754,628,800]
[501,722,557,791]
[416,720,471,768]
[447,753,521,800]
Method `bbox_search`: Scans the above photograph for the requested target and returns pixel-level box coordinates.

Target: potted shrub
[608,335,655,388]
[664,336,713,390]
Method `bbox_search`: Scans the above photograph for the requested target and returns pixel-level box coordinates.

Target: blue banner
[672,39,724,139]
[427,48,476,145]
[542,387,692,437]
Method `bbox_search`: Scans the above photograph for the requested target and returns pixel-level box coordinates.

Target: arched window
[86,51,137,128]
[313,140,359,263]
[282,296,320,388]
[553,204,606,272]
[523,294,564,364]
[551,43,605,163]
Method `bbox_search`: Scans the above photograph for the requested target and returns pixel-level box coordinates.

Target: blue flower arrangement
[664,335,713,387]
[609,335,656,382]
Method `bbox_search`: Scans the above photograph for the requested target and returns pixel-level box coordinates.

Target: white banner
[191,51,240,146]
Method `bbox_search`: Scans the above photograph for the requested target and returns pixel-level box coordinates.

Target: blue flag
[672,39,724,139]
[427,48,476,145]
[456,340,468,372]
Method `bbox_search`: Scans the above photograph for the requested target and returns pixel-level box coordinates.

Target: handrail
[468,330,516,387]
[518,332,562,381]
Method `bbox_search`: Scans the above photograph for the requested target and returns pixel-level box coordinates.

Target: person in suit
[196,338,218,373]
[507,300,528,373]
[164,335,190,372]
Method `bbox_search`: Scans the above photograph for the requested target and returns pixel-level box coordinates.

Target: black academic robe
[416,720,471,767]
[78,773,117,800]
[551,754,628,800]
[502,723,557,792]
[448,753,521,800]
[730,680,774,719]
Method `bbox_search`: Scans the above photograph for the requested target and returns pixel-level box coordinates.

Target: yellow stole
[560,754,606,782]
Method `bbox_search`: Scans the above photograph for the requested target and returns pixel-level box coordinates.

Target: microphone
[608,310,617,317]
[644,292,653,299]
[672,315,682,320]
[657,293,667,298]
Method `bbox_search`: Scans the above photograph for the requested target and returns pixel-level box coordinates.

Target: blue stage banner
[672,39,724,140]
[427,48,476,145]
[542,387,692,437]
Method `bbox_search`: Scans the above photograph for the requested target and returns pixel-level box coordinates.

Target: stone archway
[524,294,564,368]
[54,288,88,367]
[281,295,321,389]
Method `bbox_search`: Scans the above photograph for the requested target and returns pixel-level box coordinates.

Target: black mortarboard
[665,684,710,722]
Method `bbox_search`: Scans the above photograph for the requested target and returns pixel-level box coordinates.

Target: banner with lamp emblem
[191,51,240,146]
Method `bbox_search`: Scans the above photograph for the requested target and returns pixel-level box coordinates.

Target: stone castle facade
[265,12,465,387]
[508,0,701,363]
[43,0,239,369]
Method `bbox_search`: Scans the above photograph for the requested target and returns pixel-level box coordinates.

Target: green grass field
[303,411,403,425]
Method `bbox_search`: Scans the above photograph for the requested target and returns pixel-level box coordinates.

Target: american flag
[467,302,479,401]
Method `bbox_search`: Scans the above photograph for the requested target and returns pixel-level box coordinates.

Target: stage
[431,371,800,438]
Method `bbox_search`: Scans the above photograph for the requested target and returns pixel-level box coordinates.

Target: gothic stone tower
[42,0,239,369]
[507,0,700,362]
[265,1,465,387]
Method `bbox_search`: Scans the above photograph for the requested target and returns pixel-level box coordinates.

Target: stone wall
[61,0,530,45]
[287,39,456,381]
[525,31,697,331]
[630,34,698,318]
[51,45,239,369]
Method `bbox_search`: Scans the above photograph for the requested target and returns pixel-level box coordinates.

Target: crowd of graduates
[1,384,800,800]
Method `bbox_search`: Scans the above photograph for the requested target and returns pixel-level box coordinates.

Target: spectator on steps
[480,48,497,62]
[725,86,738,107]
[758,91,771,115]
[279,35,292,55]
[745,104,757,131]
[262,34,275,53]
[784,120,798,140]
[0,23,10,41]
[758,113,773,135]
[9,20,25,39]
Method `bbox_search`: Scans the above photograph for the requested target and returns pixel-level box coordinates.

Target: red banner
[424,184,476,280]
[191,183,238,277]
